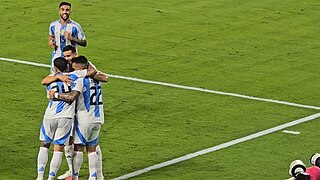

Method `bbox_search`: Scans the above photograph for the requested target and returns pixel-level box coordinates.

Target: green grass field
[1,0,320,179]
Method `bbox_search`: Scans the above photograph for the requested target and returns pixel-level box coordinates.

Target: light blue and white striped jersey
[43,70,86,119]
[49,19,86,62]
[73,77,105,124]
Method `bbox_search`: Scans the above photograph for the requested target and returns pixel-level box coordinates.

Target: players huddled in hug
[36,1,108,180]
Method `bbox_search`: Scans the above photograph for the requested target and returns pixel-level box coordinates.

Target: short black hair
[59,2,71,8]
[53,57,68,72]
[63,45,76,53]
[71,55,88,65]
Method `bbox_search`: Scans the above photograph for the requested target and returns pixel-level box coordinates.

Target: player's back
[44,80,75,119]
[76,77,104,124]
[43,70,86,119]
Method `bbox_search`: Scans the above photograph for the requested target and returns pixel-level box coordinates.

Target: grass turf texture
[136,120,320,180]
[1,0,320,179]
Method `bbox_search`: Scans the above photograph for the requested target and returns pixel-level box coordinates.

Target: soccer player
[48,56,105,180]
[49,2,87,72]
[36,57,81,180]
[60,45,107,180]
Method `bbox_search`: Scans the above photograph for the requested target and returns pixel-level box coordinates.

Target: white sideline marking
[282,130,300,135]
[0,57,51,68]
[112,112,320,180]
[1,57,320,110]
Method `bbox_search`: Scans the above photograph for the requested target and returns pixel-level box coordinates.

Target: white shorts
[39,117,73,145]
[74,122,101,146]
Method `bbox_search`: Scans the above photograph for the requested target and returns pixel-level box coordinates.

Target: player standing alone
[48,2,87,72]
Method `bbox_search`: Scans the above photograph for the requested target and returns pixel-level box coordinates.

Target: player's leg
[73,121,88,180]
[57,129,74,179]
[64,137,74,172]
[36,141,50,180]
[73,144,84,180]
[57,141,73,179]
[47,117,72,180]
[96,144,104,180]
[86,123,102,180]
[86,145,99,180]
[37,119,53,180]
[47,145,64,180]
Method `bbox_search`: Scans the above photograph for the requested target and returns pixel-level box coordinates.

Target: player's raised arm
[86,61,108,82]
[42,74,58,85]
[93,71,108,82]
[86,62,97,77]
[41,74,72,85]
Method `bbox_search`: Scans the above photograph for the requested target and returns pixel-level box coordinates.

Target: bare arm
[93,71,108,82]
[86,63,98,78]
[87,62,108,82]
[42,75,58,85]
[48,35,56,48]
[57,90,80,103]
[64,31,87,47]
[48,90,80,103]
[71,37,87,47]
[42,74,72,85]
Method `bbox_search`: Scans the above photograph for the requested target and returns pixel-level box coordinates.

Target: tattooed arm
[93,71,108,82]
[86,62,98,78]
[48,90,80,103]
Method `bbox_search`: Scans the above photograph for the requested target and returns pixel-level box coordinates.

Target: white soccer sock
[47,176,55,180]
[37,147,49,180]
[64,145,74,172]
[48,151,63,179]
[96,145,104,178]
[73,151,83,178]
[88,152,98,180]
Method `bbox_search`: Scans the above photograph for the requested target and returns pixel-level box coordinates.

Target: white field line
[1,57,320,110]
[0,57,51,68]
[282,130,300,135]
[112,112,320,180]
